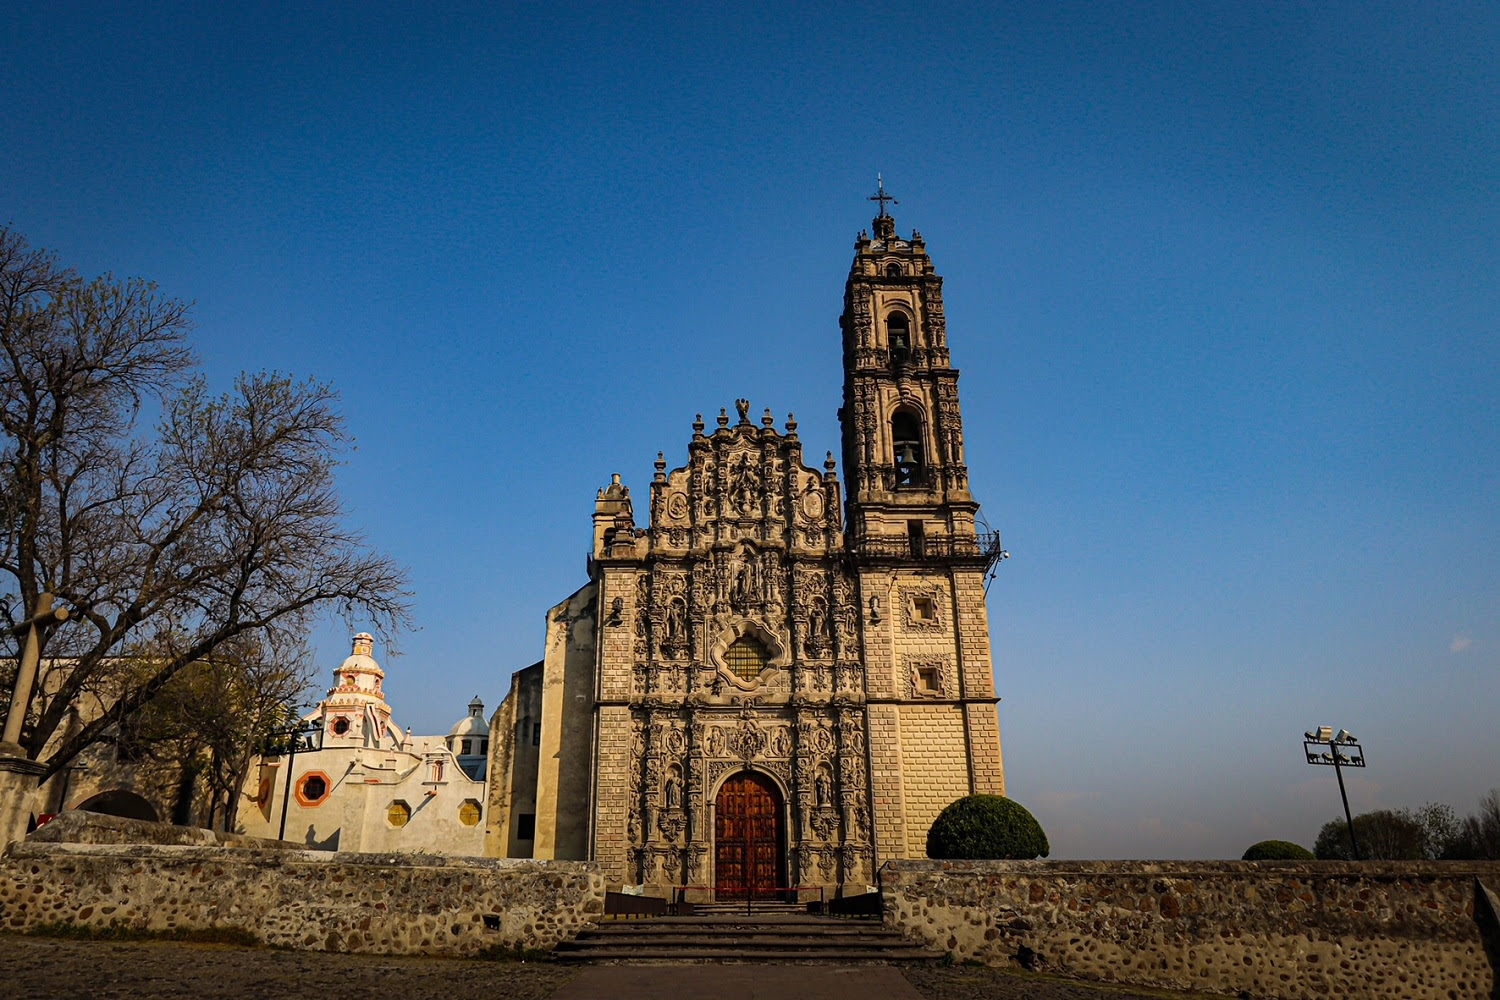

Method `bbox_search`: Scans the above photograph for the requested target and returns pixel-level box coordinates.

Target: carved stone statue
[729,453,760,513]
[732,559,758,611]
[665,599,687,645]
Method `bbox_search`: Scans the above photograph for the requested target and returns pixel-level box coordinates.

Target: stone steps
[690,901,810,916]
[554,914,942,964]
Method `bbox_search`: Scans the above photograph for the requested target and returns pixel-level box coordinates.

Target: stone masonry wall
[1,841,604,955]
[882,859,1500,1000]
[896,704,969,857]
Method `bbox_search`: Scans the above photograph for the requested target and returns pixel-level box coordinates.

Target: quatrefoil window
[724,636,770,682]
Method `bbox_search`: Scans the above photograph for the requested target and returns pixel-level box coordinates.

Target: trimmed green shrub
[925,794,1050,860]
[1241,839,1315,861]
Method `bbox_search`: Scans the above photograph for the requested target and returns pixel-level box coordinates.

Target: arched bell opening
[891,408,926,487]
[886,311,912,366]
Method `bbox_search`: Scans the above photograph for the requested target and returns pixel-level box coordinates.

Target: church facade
[485,202,1007,897]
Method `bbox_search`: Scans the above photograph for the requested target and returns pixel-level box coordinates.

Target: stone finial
[692,413,705,436]
[824,451,838,474]
[717,408,729,428]
[761,407,774,428]
[785,413,798,435]
[654,451,667,481]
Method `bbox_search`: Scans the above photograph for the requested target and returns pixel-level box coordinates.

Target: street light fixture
[262,716,325,840]
[1303,725,1365,859]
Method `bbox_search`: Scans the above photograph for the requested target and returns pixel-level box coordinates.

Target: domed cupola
[447,696,490,780]
[320,632,394,745]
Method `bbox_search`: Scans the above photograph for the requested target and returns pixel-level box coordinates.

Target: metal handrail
[672,883,826,917]
[851,530,1003,563]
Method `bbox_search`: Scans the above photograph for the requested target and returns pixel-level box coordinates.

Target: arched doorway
[76,789,160,822]
[715,771,783,900]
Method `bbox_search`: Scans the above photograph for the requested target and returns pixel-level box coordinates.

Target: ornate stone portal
[486,194,1007,895]
[610,405,874,890]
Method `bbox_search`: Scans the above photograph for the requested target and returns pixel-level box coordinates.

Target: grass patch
[27,920,260,947]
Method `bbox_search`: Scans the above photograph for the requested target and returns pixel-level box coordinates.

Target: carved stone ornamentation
[810,806,839,841]
[662,597,689,659]
[657,808,686,842]
[904,654,951,699]
[627,804,642,845]
[728,452,761,515]
[729,713,768,762]
[901,585,946,630]
[705,726,727,758]
[634,610,651,659]
[804,596,831,658]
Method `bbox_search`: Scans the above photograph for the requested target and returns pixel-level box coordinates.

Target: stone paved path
[0,934,1218,999]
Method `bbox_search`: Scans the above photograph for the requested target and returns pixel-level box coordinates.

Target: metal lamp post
[262,718,324,841]
[1303,725,1366,860]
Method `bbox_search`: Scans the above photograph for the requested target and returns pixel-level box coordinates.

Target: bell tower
[841,178,1007,862]
[839,177,977,546]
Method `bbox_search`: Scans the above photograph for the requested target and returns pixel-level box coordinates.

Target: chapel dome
[448,696,489,739]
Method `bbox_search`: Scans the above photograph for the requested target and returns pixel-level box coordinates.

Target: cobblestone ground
[902,965,1227,1000]
[0,935,1220,1000]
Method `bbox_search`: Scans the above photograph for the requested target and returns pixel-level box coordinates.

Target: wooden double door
[714,772,783,900]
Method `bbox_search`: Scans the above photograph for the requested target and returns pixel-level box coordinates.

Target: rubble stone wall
[881,859,1500,1000]
[0,841,603,955]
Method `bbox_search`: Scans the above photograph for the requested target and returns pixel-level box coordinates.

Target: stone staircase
[552,913,943,964]
[689,900,808,916]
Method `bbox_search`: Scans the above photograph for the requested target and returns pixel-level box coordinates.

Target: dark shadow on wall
[1475,879,1500,1000]
[303,824,339,851]
[76,790,159,822]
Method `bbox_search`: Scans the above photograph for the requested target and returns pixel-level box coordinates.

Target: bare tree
[0,226,411,781]
[1314,803,1466,861]
[1446,789,1500,860]
[195,632,315,830]
[109,631,315,829]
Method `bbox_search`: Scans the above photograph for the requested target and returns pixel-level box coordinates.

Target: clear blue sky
[4,2,1496,858]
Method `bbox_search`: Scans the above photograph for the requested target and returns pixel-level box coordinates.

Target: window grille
[725,636,770,682]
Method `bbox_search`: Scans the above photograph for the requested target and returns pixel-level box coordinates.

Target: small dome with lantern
[320,632,396,747]
[447,696,490,779]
